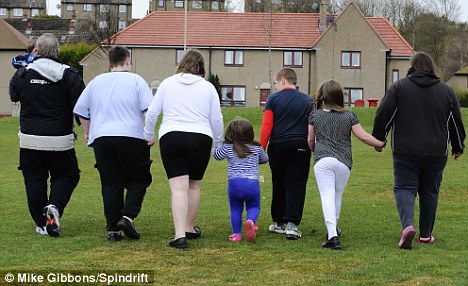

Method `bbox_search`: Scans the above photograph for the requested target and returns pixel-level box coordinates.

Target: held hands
[453,152,462,160]
[147,138,156,147]
[374,140,386,152]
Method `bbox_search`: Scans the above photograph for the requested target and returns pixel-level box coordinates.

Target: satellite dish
[312,2,319,12]
[56,3,61,9]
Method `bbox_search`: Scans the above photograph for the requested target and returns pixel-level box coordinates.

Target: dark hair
[176,50,205,77]
[407,52,435,76]
[276,68,297,85]
[108,45,130,68]
[316,80,345,112]
[224,117,260,158]
[27,37,38,53]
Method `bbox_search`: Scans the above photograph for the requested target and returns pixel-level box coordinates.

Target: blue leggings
[228,177,261,234]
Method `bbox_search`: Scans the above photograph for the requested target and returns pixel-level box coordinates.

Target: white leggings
[314,157,350,239]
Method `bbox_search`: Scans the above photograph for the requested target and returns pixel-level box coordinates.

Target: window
[31,9,39,16]
[119,20,126,29]
[175,0,184,8]
[13,8,23,16]
[212,0,219,10]
[392,69,399,83]
[343,88,363,107]
[119,5,126,13]
[284,51,303,67]
[66,4,73,11]
[221,86,246,106]
[83,4,92,11]
[192,0,202,9]
[225,50,244,66]
[176,49,184,64]
[100,4,110,13]
[158,0,165,7]
[342,51,361,68]
[99,21,108,29]
[0,8,6,16]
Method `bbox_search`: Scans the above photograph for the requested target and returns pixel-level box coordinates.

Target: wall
[0,51,23,116]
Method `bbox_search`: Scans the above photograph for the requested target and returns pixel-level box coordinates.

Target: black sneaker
[322,236,342,250]
[325,227,342,241]
[169,237,187,249]
[108,231,124,242]
[116,217,140,239]
[43,205,60,237]
[185,226,201,240]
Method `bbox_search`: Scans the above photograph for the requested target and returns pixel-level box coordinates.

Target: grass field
[0,107,467,286]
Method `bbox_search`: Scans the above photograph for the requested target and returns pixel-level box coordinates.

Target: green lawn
[0,107,467,286]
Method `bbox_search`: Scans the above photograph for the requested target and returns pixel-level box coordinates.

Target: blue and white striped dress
[213,143,269,179]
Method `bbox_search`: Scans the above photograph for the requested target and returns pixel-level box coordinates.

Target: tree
[208,74,222,101]
[59,42,98,77]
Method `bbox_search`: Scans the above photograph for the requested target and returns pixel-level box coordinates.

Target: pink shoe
[399,226,416,249]
[418,236,435,244]
[229,233,242,242]
[244,220,259,243]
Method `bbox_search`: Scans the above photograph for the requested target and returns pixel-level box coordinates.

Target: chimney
[319,0,329,31]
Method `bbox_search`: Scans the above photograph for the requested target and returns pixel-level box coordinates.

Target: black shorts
[159,131,213,180]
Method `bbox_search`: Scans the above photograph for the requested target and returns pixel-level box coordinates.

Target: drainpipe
[384,50,391,92]
[308,49,312,95]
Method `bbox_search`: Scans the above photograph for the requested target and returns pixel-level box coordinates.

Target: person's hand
[147,139,155,146]
[375,140,386,152]
[453,152,462,160]
[83,131,89,141]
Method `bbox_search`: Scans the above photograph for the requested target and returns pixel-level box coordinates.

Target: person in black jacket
[372,52,465,249]
[9,33,85,238]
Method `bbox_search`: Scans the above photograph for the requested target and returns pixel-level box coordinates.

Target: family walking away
[308,80,386,250]
[372,52,465,249]
[143,50,224,249]
[213,118,269,243]
[73,45,154,242]
[260,68,313,240]
[9,33,85,237]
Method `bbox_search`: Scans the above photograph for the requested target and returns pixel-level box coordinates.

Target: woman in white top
[144,50,224,249]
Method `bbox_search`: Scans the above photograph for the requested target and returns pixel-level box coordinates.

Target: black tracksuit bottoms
[19,148,80,228]
[268,140,311,226]
[92,137,152,232]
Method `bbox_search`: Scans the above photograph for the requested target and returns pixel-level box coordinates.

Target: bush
[455,90,468,108]
[59,42,97,77]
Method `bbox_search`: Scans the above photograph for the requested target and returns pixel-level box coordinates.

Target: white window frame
[392,69,399,83]
[99,21,108,29]
[13,8,24,16]
[342,51,361,68]
[119,5,126,13]
[221,86,246,107]
[211,0,219,10]
[174,0,184,8]
[118,20,126,29]
[343,88,363,107]
[100,4,110,13]
[225,50,244,66]
[176,49,184,64]
[66,4,74,11]
[0,8,6,16]
[83,4,92,12]
[192,0,202,9]
[158,0,165,7]
[31,8,39,16]
[283,51,303,67]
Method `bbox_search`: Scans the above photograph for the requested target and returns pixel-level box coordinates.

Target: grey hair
[36,33,60,58]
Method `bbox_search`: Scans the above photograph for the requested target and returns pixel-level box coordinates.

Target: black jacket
[373,72,465,159]
[9,57,85,136]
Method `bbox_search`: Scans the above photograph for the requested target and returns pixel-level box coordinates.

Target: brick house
[150,0,225,12]
[447,66,468,92]
[80,1,414,107]
[0,0,46,19]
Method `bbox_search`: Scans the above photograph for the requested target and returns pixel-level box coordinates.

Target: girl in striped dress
[213,118,269,243]
[308,80,386,249]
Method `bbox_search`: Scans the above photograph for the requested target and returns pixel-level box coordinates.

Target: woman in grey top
[308,80,385,249]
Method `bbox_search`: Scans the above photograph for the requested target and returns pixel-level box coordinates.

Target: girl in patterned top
[308,80,386,249]
[213,118,269,243]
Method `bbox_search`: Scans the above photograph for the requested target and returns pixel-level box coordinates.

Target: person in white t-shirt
[144,50,224,249]
[73,45,154,242]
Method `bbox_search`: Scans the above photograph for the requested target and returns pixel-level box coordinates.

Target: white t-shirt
[73,71,153,145]
[143,73,224,146]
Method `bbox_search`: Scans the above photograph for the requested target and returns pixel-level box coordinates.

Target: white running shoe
[43,205,60,237]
